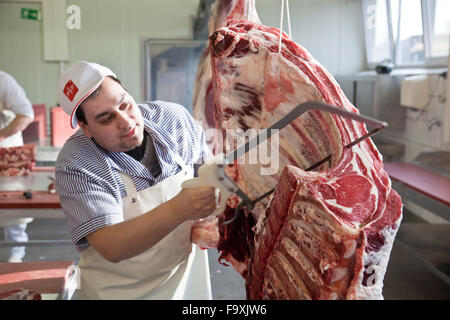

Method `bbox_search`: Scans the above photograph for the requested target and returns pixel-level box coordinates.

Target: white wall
[255,0,367,76]
[396,73,450,161]
[66,0,199,102]
[0,1,60,108]
[0,0,199,109]
[374,57,450,160]
[0,0,366,120]
[445,50,450,144]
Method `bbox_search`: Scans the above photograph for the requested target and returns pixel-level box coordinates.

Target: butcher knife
[181,101,387,221]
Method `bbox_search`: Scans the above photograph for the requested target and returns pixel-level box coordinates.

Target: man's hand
[86,186,218,263]
[167,187,217,221]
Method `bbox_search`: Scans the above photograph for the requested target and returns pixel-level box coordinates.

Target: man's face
[78,77,145,152]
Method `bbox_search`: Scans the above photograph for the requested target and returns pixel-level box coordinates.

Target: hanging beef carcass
[191,0,403,300]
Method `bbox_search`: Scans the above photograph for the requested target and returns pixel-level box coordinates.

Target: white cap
[57,61,116,129]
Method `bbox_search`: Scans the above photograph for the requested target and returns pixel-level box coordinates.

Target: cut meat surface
[190,216,220,249]
[191,0,403,300]
[246,165,402,299]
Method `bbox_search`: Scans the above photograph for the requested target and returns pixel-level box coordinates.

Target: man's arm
[85,186,216,263]
[0,73,34,142]
[0,114,33,142]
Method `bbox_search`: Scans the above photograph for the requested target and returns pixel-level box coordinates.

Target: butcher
[55,61,216,299]
[0,70,34,263]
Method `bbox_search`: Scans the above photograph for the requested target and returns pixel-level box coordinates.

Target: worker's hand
[168,187,217,221]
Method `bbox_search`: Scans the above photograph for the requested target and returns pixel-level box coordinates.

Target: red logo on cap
[63,80,79,102]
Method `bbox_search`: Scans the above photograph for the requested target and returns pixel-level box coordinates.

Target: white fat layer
[348,215,403,300]
[324,199,353,214]
[343,239,357,259]
[193,55,212,130]
[331,267,347,283]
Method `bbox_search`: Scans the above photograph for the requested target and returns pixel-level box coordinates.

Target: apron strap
[118,171,137,197]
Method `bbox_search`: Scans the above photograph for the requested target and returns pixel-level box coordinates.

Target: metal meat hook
[182,101,388,226]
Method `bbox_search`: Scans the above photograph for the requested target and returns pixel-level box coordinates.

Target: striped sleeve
[182,110,211,164]
[144,101,211,165]
[175,107,210,165]
[55,166,124,251]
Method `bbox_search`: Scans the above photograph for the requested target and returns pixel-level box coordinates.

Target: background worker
[0,70,34,263]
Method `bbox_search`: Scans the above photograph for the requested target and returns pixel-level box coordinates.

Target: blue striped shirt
[55,101,209,251]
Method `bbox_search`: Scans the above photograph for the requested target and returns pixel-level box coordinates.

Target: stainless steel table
[0,171,64,219]
[0,170,68,247]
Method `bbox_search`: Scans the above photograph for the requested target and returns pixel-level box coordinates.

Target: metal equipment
[181,101,388,225]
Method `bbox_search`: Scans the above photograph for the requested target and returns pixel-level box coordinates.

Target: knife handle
[181,155,235,217]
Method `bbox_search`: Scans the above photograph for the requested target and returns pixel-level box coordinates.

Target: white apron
[0,108,33,227]
[77,153,212,300]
